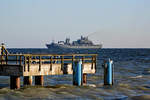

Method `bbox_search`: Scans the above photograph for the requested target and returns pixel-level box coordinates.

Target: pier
[0,44,97,89]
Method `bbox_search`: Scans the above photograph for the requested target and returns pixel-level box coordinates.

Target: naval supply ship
[46,36,102,50]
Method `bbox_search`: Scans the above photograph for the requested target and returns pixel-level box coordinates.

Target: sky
[0,0,150,48]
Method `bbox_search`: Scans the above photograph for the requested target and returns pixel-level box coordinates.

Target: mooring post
[10,76,20,89]
[23,76,32,85]
[73,60,83,86]
[35,75,44,86]
[83,73,87,84]
[103,59,114,85]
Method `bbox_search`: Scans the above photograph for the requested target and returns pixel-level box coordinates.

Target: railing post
[16,56,18,64]
[94,55,97,71]
[19,56,22,65]
[6,54,8,64]
[91,56,94,69]
[1,45,4,64]
[39,56,41,71]
[82,56,84,66]
[28,56,31,72]
[61,56,64,70]
[24,56,27,72]
[2,44,9,54]
[1,45,4,55]
[72,55,74,70]
[50,56,52,71]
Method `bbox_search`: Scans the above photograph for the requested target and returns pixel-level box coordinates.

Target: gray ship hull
[46,43,102,50]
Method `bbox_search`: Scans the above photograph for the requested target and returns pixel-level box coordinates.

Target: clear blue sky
[0,0,150,48]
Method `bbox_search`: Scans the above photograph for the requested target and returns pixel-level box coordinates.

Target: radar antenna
[52,36,55,43]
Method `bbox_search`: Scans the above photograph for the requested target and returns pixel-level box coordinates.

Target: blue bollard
[73,60,82,86]
[103,59,114,85]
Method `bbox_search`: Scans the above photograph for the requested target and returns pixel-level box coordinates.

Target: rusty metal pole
[10,76,20,89]
[83,73,87,84]
[35,75,44,86]
[23,76,32,85]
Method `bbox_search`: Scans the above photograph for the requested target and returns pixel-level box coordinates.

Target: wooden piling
[35,75,44,86]
[10,76,20,89]
[24,76,32,85]
[83,73,87,84]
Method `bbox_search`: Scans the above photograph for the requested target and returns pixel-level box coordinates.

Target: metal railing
[0,54,97,71]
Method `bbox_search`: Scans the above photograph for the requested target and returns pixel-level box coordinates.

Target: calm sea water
[0,48,150,100]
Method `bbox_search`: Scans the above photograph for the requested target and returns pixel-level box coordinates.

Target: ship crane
[87,32,98,38]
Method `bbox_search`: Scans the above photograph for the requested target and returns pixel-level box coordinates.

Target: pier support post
[35,75,44,86]
[10,76,20,89]
[83,73,87,84]
[103,59,114,85]
[73,60,83,86]
[24,76,32,85]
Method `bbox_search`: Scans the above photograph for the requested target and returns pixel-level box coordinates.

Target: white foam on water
[84,84,96,87]
[130,75,143,79]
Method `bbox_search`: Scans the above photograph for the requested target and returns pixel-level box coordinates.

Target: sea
[0,48,150,100]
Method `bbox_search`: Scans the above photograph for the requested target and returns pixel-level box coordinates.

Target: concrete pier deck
[0,54,97,76]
